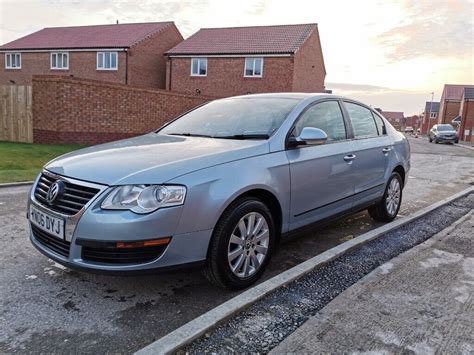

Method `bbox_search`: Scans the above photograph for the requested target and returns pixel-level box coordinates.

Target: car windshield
[437,125,455,131]
[159,97,299,139]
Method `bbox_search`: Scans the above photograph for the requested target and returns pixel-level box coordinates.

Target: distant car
[404,126,414,133]
[429,124,459,144]
[28,93,411,289]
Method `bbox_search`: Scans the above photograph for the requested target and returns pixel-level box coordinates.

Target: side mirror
[289,127,328,147]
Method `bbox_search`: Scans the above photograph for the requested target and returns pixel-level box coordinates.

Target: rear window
[344,102,378,138]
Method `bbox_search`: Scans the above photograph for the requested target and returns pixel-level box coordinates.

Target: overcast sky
[1,0,473,115]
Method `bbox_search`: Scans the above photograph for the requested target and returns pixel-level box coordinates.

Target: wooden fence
[0,85,33,143]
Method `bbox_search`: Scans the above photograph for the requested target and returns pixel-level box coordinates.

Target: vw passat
[28,94,410,289]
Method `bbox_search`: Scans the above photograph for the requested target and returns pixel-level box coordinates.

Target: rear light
[115,238,171,249]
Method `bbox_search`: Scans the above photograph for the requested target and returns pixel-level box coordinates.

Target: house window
[244,58,263,77]
[5,53,21,69]
[430,112,437,118]
[97,52,118,70]
[191,58,207,76]
[51,52,69,70]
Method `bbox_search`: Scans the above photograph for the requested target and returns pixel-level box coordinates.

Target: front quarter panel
[168,151,291,236]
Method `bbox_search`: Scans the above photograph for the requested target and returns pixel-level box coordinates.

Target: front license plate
[29,204,65,240]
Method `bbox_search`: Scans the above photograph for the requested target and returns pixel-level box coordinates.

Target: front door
[287,100,355,230]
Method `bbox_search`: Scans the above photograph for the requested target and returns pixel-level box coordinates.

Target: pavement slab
[272,210,473,354]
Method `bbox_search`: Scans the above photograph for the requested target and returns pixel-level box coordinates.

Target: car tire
[204,197,275,290]
[455,140,459,144]
[368,172,403,223]
[435,138,439,144]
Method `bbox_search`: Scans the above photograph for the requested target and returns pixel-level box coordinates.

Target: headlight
[101,185,186,214]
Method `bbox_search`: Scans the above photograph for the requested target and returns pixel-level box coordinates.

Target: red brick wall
[459,100,474,142]
[32,76,213,145]
[439,100,461,124]
[292,27,326,92]
[168,56,295,97]
[0,51,127,85]
[421,112,438,134]
[127,24,183,89]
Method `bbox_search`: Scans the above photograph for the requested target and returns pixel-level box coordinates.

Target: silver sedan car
[428,124,459,144]
[28,94,410,289]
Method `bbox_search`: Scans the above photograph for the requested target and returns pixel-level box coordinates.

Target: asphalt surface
[273,209,473,354]
[0,136,473,353]
[184,194,473,353]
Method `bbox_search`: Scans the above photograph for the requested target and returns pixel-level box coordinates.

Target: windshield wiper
[168,133,213,138]
[214,134,270,140]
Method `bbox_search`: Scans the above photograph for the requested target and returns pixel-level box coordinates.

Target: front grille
[34,173,100,215]
[81,245,166,265]
[31,224,71,257]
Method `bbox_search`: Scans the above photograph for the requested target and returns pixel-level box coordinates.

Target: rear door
[287,100,355,230]
[342,101,392,209]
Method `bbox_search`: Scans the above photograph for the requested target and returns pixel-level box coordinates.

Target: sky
[0,0,473,115]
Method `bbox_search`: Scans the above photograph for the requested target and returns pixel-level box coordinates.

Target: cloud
[374,0,474,61]
[326,82,431,115]
[326,82,394,93]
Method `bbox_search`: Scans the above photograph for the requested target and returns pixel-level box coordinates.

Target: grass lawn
[0,141,84,184]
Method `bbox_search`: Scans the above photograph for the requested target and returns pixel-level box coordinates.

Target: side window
[294,101,347,142]
[344,102,378,138]
[373,113,386,135]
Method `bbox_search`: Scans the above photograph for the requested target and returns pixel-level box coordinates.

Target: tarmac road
[0,136,473,353]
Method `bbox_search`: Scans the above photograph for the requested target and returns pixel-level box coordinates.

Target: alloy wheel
[227,212,270,278]
[385,178,401,216]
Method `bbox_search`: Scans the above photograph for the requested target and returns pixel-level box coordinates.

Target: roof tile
[166,23,317,55]
[0,22,174,50]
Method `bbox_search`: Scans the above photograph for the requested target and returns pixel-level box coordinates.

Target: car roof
[221,92,356,102]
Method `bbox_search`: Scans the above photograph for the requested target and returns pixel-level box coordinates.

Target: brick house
[0,22,183,88]
[381,111,404,131]
[438,84,474,124]
[459,87,474,142]
[421,101,440,133]
[164,23,326,97]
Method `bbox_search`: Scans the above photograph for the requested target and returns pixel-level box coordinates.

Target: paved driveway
[0,136,473,353]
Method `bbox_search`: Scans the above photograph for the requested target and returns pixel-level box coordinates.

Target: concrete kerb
[0,181,34,188]
[135,185,474,355]
[454,143,474,151]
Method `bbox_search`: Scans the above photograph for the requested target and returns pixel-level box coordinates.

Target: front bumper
[436,135,457,142]
[28,172,212,273]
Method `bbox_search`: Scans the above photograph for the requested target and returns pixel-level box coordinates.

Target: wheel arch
[215,187,284,241]
[392,165,406,188]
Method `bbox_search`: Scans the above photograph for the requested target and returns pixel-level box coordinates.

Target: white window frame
[430,112,437,118]
[50,52,69,70]
[190,58,207,77]
[5,53,21,69]
[244,57,263,78]
[97,51,118,70]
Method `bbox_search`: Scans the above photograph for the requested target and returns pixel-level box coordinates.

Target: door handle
[382,147,391,153]
[343,154,356,162]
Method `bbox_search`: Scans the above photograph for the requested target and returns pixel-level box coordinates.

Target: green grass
[0,141,84,183]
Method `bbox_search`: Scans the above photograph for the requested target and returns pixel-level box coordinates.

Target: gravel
[182,193,473,354]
